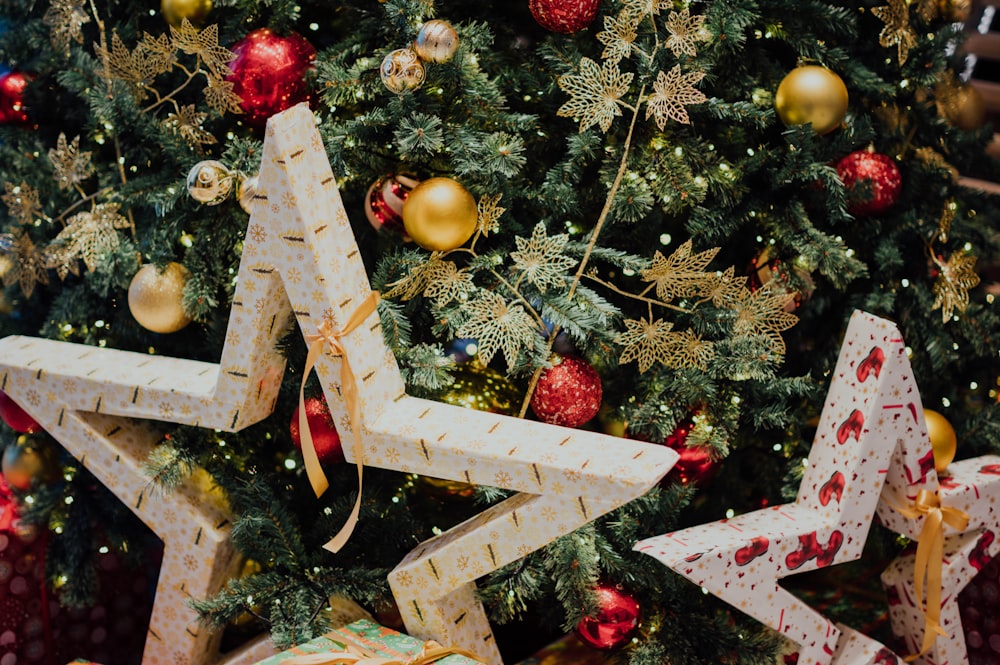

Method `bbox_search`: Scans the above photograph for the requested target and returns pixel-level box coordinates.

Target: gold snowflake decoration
[456,291,538,368]
[96,32,175,93]
[931,251,980,322]
[203,75,243,116]
[510,223,576,292]
[49,134,93,191]
[731,286,797,357]
[621,0,670,17]
[43,0,90,55]
[596,12,638,65]
[640,240,720,301]
[704,266,747,307]
[3,230,49,298]
[422,260,476,307]
[383,254,444,301]
[618,317,675,372]
[667,328,715,370]
[872,0,917,65]
[2,183,42,226]
[46,203,131,278]
[646,65,707,129]
[170,20,235,78]
[664,8,710,58]
[557,57,634,133]
[166,105,217,147]
[477,193,505,237]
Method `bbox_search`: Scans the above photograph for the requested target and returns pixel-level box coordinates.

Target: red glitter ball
[835,150,902,216]
[528,0,601,33]
[0,392,40,434]
[530,355,602,428]
[575,583,641,650]
[289,394,345,465]
[662,420,719,487]
[227,29,316,129]
[0,72,30,125]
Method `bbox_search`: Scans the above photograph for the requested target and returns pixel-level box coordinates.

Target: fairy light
[659,233,671,245]
[284,458,296,470]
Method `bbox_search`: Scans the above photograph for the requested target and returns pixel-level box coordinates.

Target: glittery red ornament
[227,29,315,129]
[958,540,1000,664]
[575,583,641,651]
[835,150,902,216]
[0,71,29,125]
[530,355,602,428]
[289,394,345,465]
[661,420,719,487]
[365,174,420,234]
[0,392,40,434]
[528,0,601,33]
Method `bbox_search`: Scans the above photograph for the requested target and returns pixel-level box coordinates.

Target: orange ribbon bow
[299,291,380,553]
[892,488,969,661]
[285,640,482,665]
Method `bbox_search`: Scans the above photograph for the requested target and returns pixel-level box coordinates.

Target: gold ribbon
[891,488,969,661]
[299,291,380,553]
[285,639,482,665]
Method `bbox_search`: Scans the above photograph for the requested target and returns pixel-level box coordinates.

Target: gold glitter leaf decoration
[2,183,42,226]
[664,8,710,57]
[640,240,719,301]
[646,65,707,129]
[731,286,797,357]
[422,261,476,308]
[43,0,90,55]
[204,74,244,116]
[139,32,178,73]
[477,193,505,237]
[166,105,217,147]
[49,134,93,191]
[705,266,748,307]
[510,223,576,292]
[47,203,131,277]
[456,291,538,368]
[618,317,675,372]
[872,0,917,65]
[96,32,169,90]
[4,230,49,298]
[557,57,634,133]
[170,21,235,78]
[596,12,637,65]
[937,202,956,243]
[932,251,980,322]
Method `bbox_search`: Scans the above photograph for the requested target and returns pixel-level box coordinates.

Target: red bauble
[365,174,420,234]
[529,0,601,33]
[289,394,345,465]
[0,392,40,434]
[661,420,719,487]
[530,355,602,428]
[575,583,641,651]
[227,29,316,129]
[0,72,29,125]
[835,150,902,216]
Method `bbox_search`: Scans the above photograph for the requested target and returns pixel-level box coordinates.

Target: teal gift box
[253,619,486,665]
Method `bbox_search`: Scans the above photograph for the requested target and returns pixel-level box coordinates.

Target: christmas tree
[0,0,998,663]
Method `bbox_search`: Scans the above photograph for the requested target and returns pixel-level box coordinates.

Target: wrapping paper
[0,104,677,665]
[252,619,484,665]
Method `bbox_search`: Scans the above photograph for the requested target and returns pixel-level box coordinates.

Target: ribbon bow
[892,488,969,661]
[299,291,380,553]
[285,639,482,665]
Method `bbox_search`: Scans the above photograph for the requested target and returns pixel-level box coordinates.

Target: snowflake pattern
[596,12,638,65]
[664,8,710,57]
[510,223,576,292]
[557,57,634,133]
[645,65,707,129]
[617,317,675,373]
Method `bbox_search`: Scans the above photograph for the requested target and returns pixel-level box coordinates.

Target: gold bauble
[402,177,478,251]
[161,0,212,28]
[939,0,971,21]
[414,20,460,64]
[128,262,193,334]
[380,48,426,94]
[2,438,59,491]
[775,65,849,135]
[924,408,957,473]
[187,160,232,205]
[946,85,986,131]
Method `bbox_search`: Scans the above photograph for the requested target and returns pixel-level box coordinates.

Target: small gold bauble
[402,177,478,251]
[380,48,426,94]
[187,160,233,205]
[2,438,59,491]
[775,65,849,135]
[161,0,212,27]
[946,85,986,131]
[924,408,957,473]
[128,262,193,334]
[237,174,259,214]
[414,20,460,64]
[938,0,971,21]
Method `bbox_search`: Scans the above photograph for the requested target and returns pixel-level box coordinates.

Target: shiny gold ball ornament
[128,262,193,334]
[186,160,233,205]
[775,65,849,135]
[161,0,212,27]
[380,48,426,94]
[924,408,957,473]
[945,84,986,131]
[2,438,59,491]
[402,177,478,251]
[414,20,460,64]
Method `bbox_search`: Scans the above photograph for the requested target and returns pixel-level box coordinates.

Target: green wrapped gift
[253,619,486,665]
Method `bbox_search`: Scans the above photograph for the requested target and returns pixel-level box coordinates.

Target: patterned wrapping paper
[0,104,677,665]
[252,619,485,665]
